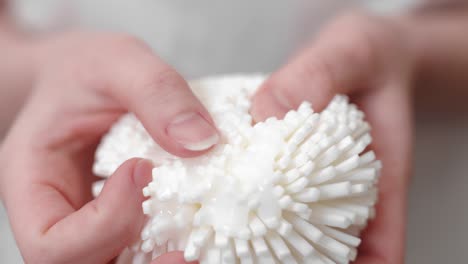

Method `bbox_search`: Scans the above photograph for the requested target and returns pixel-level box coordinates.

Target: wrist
[401,9,468,87]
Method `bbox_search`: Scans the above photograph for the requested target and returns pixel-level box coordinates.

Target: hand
[252,12,414,264]
[0,32,218,264]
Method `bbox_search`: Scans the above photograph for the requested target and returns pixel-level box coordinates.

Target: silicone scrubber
[93,75,381,264]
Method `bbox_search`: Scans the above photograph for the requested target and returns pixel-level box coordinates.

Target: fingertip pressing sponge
[93,75,381,264]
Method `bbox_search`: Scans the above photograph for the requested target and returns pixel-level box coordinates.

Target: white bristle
[317,182,352,200]
[283,229,315,258]
[284,213,324,243]
[293,187,320,203]
[215,233,229,248]
[92,75,381,263]
[265,232,293,261]
[251,237,270,257]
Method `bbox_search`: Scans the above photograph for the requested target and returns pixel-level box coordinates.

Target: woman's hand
[252,13,414,264]
[0,32,217,264]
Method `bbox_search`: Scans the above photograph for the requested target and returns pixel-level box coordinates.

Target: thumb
[34,159,152,263]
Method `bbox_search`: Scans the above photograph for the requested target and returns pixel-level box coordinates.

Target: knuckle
[271,58,335,108]
[80,35,162,93]
[328,12,395,73]
[147,68,185,90]
[103,34,153,67]
[136,68,187,105]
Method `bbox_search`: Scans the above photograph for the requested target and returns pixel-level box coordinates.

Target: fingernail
[167,112,219,151]
[132,159,153,190]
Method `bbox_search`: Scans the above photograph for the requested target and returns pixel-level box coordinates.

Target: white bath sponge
[93,75,381,264]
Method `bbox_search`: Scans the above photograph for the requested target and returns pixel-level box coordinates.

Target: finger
[355,81,412,263]
[151,251,198,264]
[251,14,389,121]
[107,47,219,157]
[18,159,152,263]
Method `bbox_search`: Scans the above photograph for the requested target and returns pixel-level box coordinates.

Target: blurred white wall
[11,0,416,78]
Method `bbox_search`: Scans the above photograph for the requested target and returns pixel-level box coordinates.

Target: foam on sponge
[93,75,381,264]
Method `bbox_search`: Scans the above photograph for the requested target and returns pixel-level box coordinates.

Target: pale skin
[1,3,468,264]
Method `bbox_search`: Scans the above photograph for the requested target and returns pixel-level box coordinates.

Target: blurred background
[1,0,467,263]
